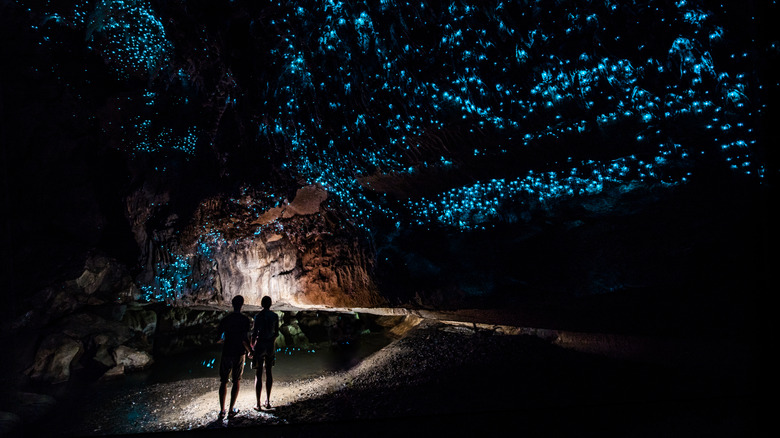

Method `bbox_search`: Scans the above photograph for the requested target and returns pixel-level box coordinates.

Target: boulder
[89,333,117,368]
[75,254,137,304]
[24,309,159,383]
[47,285,84,319]
[101,364,125,379]
[296,311,331,343]
[76,262,109,295]
[112,345,153,371]
[26,334,83,384]
[254,206,284,226]
[93,344,115,368]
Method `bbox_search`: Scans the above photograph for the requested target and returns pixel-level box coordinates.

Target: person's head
[261,295,272,310]
[232,295,244,311]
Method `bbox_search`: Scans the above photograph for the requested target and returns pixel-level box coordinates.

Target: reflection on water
[132,332,392,385]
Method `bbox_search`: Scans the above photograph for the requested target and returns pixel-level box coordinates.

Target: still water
[144,332,393,384]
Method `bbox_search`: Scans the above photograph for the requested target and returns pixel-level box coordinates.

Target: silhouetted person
[252,295,279,410]
[216,295,252,419]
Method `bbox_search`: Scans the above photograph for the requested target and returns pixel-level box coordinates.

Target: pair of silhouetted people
[215,295,279,419]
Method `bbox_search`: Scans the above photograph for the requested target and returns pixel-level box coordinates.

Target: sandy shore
[39,316,760,438]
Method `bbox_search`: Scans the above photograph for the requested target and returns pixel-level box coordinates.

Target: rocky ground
[14,316,761,438]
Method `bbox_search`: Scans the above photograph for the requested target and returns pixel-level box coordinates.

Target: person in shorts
[216,295,252,419]
[252,295,279,410]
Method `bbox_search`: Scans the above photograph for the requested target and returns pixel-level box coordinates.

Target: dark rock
[25,334,83,384]
[9,392,56,424]
[122,306,158,338]
[110,304,127,321]
[0,392,56,437]
[60,312,134,344]
[157,307,222,333]
[0,412,21,437]
[154,307,224,355]
[93,340,116,368]
[25,311,142,383]
[280,318,309,347]
[100,364,126,379]
[73,253,139,304]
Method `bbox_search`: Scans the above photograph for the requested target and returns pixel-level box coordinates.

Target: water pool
[142,332,394,384]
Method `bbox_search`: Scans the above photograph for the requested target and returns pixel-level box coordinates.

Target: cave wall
[212,237,299,306]
[126,183,385,308]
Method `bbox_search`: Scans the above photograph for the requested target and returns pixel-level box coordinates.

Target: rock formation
[129,184,386,308]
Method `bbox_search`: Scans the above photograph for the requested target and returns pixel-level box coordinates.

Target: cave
[0,1,773,437]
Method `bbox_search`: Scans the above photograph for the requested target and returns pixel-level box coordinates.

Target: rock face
[15,254,160,384]
[131,184,386,308]
[298,231,384,308]
[213,237,299,307]
[24,310,149,383]
[211,229,384,308]
[75,255,139,302]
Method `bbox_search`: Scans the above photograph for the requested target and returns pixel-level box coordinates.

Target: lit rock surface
[112,345,154,371]
[213,237,300,306]
[280,185,328,218]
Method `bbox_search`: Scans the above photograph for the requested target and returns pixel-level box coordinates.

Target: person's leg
[255,365,263,409]
[218,355,230,415]
[219,381,227,414]
[228,357,245,415]
[264,355,273,407]
[229,380,240,411]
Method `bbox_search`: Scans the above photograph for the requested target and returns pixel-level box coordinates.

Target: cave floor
[36,315,760,438]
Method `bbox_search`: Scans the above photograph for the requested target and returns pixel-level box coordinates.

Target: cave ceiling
[1,0,774,306]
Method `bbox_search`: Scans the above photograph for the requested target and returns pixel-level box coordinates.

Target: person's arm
[245,318,254,356]
[250,315,258,345]
[216,318,225,343]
